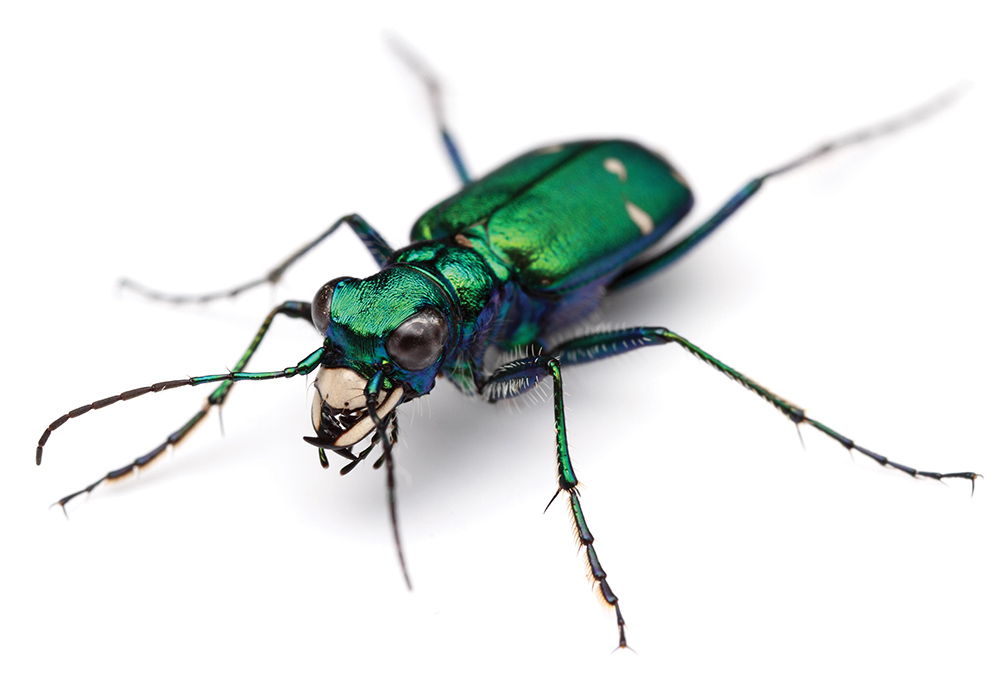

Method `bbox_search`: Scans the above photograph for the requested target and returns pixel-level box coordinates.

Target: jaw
[309,367,404,448]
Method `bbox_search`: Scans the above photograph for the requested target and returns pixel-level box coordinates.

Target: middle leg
[546,327,981,489]
[122,214,395,304]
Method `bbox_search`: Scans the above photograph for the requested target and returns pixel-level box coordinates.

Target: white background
[2,1,997,683]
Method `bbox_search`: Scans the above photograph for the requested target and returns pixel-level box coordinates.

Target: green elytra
[36,46,979,650]
[414,141,692,292]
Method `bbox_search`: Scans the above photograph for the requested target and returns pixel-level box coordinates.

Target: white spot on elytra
[537,144,565,155]
[603,157,627,182]
[602,157,653,234]
[625,201,654,235]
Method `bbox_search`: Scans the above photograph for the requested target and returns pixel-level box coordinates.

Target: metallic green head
[307,265,454,450]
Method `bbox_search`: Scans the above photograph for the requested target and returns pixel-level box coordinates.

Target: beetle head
[305,266,453,453]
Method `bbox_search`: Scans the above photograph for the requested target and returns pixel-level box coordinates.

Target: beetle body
[37,65,978,650]
[370,140,689,389]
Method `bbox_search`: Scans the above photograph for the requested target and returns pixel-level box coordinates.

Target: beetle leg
[547,327,981,492]
[482,355,628,649]
[38,301,321,511]
[610,87,964,290]
[388,37,471,185]
[121,213,395,303]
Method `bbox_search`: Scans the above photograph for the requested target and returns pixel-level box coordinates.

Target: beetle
[35,45,980,649]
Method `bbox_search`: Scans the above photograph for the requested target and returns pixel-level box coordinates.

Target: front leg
[482,355,628,650]
[37,301,320,510]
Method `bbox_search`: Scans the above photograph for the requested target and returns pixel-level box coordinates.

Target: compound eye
[312,277,351,333]
[386,308,448,371]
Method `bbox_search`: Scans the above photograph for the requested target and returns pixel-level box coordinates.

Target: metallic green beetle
[36,50,979,649]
